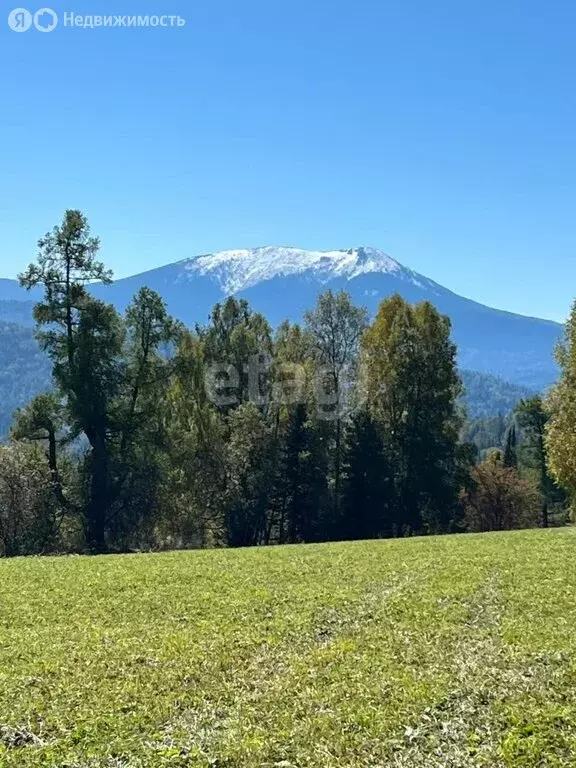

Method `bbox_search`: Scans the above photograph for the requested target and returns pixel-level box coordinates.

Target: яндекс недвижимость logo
[7,8,186,30]
[8,7,58,31]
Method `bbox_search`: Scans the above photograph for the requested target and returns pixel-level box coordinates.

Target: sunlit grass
[1,529,575,766]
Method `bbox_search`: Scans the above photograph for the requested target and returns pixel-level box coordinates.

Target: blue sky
[1,0,575,321]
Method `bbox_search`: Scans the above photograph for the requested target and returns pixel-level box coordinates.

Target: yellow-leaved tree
[545,300,576,512]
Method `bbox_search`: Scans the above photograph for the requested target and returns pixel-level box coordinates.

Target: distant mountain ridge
[1,246,562,389]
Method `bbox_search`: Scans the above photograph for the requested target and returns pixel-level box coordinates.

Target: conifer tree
[340,409,393,540]
[519,396,563,527]
[17,211,179,551]
[503,422,518,469]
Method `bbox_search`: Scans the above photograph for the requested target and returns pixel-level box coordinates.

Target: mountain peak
[179,245,407,294]
[0,244,562,392]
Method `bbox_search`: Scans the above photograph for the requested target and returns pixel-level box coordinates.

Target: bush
[0,442,61,556]
[462,451,542,532]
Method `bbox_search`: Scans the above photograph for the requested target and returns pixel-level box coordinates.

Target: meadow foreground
[1,529,576,766]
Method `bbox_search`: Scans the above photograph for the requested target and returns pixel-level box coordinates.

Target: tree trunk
[542,500,549,528]
[334,416,341,519]
[538,428,549,529]
[86,429,108,553]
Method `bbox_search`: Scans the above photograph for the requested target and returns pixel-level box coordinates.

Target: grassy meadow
[1,529,576,766]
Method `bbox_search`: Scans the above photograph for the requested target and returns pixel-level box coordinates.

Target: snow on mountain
[179,246,432,294]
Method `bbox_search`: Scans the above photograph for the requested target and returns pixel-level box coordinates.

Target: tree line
[0,211,571,556]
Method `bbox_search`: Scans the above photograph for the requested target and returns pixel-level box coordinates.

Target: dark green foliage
[340,410,392,539]
[224,403,276,547]
[516,396,565,527]
[273,403,328,544]
[0,335,539,443]
[461,412,510,454]
[503,422,518,469]
[198,297,273,411]
[363,295,464,534]
[16,212,181,552]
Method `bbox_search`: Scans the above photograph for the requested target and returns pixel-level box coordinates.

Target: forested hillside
[0,299,35,326]
[460,370,535,418]
[0,321,50,436]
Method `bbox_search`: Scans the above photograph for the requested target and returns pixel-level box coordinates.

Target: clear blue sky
[1,0,575,321]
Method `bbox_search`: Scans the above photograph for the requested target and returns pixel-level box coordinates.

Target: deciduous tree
[362,295,462,533]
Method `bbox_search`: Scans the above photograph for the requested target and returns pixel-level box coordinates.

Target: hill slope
[0,299,36,327]
[460,369,536,418]
[0,321,51,437]
[0,529,575,766]
[1,246,562,388]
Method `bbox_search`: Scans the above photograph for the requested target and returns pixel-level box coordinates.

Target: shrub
[462,450,542,532]
[0,442,60,556]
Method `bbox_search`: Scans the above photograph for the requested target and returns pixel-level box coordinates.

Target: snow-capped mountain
[180,246,431,294]
[0,246,562,389]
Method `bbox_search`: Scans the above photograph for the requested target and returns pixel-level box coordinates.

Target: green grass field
[1,530,576,767]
